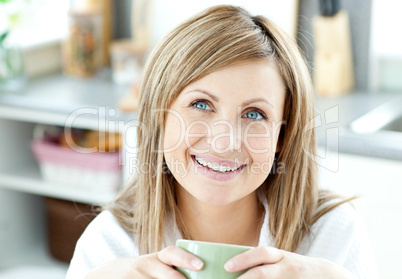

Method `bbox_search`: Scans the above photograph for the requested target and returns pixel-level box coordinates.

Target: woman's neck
[176,188,264,247]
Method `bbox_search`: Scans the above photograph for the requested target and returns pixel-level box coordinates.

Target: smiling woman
[66,5,377,279]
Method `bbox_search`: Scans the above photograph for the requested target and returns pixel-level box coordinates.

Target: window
[0,0,69,49]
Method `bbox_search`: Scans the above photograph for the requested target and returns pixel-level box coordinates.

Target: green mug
[176,239,252,279]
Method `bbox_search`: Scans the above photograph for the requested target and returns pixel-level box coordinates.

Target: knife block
[312,10,354,96]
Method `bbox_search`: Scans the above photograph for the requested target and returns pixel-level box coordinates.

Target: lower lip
[191,155,245,182]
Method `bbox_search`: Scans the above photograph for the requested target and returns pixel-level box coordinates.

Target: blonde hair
[109,5,350,254]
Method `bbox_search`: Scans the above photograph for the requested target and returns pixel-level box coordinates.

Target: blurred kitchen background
[0,0,401,278]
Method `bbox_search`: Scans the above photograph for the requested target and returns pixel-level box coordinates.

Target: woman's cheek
[243,136,270,154]
[184,120,212,153]
[243,130,272,155]
[243,124,277,176]
[243,121,280,154]
[164,111,186,153]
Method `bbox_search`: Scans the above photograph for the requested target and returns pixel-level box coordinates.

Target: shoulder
[299,202,378,278]
[300,202,365,255]
[65,210,138,279]
[77,210,138,257]
[81,210,130,239]
[312,202,362,237]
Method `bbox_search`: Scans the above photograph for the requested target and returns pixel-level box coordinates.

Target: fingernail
[191,258,204,270]
[224,260,236,271]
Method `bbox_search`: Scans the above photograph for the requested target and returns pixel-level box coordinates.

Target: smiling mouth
[191,155,246,173]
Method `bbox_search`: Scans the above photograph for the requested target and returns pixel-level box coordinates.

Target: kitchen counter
[315,92,402,160]
[0,70,134,131]
[0,70,128,113]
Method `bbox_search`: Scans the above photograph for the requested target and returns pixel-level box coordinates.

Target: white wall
[371,0,402,58]
[150,0,298,46]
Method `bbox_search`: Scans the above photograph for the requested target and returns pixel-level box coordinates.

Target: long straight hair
[108,5,349,254]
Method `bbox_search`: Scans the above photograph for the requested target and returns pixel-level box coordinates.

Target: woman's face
[164,59,286,206]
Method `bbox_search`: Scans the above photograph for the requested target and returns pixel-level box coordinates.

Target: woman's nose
[208,119,242,153]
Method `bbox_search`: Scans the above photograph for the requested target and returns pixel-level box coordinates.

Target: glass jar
[110,39,147,85]
[63,10,103,77]
[0,31,26,91]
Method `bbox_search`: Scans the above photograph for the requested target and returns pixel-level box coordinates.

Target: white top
[66,200,378,279]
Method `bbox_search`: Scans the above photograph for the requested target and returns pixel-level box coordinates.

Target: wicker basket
[31,139,122,193]
[45,197,99,262]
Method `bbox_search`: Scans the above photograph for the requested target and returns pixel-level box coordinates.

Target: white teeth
[194,156,240,173]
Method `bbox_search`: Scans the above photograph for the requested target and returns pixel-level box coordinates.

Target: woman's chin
[192,190,238,207]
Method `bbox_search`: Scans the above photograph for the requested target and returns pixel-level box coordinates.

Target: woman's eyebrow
[185,89,220,102]
[185,89,275,109]
[243,98,275,109]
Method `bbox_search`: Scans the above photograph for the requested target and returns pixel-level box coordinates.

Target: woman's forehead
[178,60,285,103]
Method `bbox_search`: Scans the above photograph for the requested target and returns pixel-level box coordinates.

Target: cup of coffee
[176,239,252,279]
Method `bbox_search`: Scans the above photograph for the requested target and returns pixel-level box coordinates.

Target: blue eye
[244,110,266,120]
[192,100,212,111]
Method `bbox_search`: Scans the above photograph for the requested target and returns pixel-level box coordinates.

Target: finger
[224,246,284,273]
[236,264,282,279]
[134,254,187,279]
[157,245,204,271]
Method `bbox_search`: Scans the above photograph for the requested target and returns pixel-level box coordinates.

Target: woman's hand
[85,245,204,279]
[224,246,356,279]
